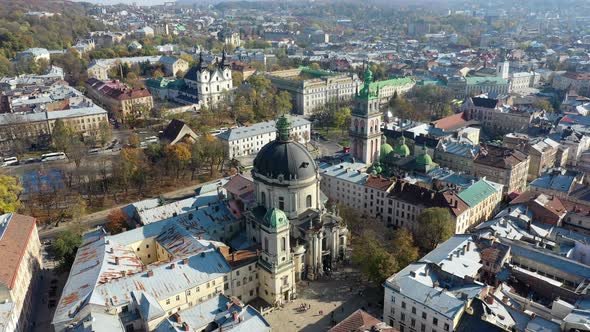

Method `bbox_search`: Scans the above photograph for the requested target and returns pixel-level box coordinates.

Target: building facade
[183,52,233,108]
[218,116,311,159]
[0,213,42,332]
[350,67,383,164]
[473,145,530,194]
[85,78,153,121]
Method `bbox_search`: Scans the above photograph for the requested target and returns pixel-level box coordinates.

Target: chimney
[170,263,175,269]
[233,311,239,322]
[114,257,119,265]
[147,270,154,277]
[485,296,494,305]
[448,254,453,261]
[226,302,232,310]
[466,242,471,251]
[182,258,189,264]
[182,322,189,331]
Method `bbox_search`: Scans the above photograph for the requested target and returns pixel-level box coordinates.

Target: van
[2,157,18,166]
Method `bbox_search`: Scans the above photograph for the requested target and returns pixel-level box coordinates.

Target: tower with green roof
[349,65,383,164]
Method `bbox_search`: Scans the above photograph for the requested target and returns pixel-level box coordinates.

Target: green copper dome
[415,152,434,167]
[263,208,288,229]
[380,142,394,158]
[393,136,410,157]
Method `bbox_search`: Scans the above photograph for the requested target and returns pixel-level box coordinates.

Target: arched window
[306,195,312,208]
[281,237,286,252]
[264,237,268,251]
[261,191,266,206]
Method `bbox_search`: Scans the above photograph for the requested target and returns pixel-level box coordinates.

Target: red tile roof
[86,78,152,101]
[365,175,394,191]
[431,112,468,131]
[0,213,37,289]
[329,309,398,332]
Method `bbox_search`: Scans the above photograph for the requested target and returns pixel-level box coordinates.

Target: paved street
[264,267,383,332]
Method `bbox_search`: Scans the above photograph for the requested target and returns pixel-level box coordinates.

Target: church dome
[253,115,317,182]
[263,208,288,229]
[380,143,394,160]
[393,136,410,157]
[415,152,434,167]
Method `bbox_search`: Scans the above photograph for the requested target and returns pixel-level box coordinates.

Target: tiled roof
[474,145,528,169]
[329,309,398,332]
[365,175,394,191]
[0,213,37,289]
[431,112,468,131]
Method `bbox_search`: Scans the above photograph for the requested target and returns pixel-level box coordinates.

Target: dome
[415,152,434,167]
[393,136,410,157]
[263,208,288,229]
[253,115,317,182]
[380,143,394,160]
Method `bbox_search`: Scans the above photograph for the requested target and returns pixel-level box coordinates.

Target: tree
[68,139,86,168]
[0,54,13,77]
[533,99,554,113]
[0,175,22,214]
[98,122,113,146]
[232,71,244,88]
[105,208,127,235]
[339,204,363,235]
[415,207,454,251]
[51,119,74,152]
[164,143,191,178]
[333,107,352,134]
[273,90,292,115]
[390,228,420,269]
[353,230,398,285]
[51,229,83,271]
[309,62,321,70]
[128,133,140,147]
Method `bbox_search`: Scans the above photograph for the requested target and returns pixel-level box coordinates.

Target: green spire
[358,65,377,100]
[276,114,291,141]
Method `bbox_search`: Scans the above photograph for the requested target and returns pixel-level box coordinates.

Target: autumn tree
[232,71,244,88]
[164,143,192,178]
[390,228,420,269]
[533,99,554,113]
[353,230,398,285]
[0,175,22,214]
[105,208,128,235]
[51,119,75,152]
[415,207,454,251]
[334,107,352,134]
[339,204,363,235]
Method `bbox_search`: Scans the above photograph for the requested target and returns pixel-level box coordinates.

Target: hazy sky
[73,0,171,5]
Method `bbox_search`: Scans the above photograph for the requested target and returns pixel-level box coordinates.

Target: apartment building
[457,179,503,227]
[473,145,529,194]
[461,95,537,135]
[433,139,479,174]
[268,67,361,116]
[218,116,310,159]
[0,213,42,332]
[0,77,109,152]
[85,78,153,121]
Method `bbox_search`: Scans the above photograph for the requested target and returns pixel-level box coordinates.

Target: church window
[264,237,268,251]
[281,237,286,252]
[278,197,285,210]
[306,195,312,208]
[261,192,266,206]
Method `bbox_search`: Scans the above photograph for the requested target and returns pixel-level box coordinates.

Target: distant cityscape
[2,0,590,331]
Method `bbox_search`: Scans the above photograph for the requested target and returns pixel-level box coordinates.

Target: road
[38,179,217,240]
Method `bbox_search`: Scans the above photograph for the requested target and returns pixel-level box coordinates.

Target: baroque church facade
[244,115,349,306]
[183,51,234,108]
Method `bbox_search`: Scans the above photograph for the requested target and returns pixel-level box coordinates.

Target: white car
[2,157,18,166]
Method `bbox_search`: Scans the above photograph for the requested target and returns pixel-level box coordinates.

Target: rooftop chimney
[182,322,189,331]
[182,258,189,265]
[114,257,119,265]
[147,270,154,277]
[170,263,175,269]
[233,311,239,322]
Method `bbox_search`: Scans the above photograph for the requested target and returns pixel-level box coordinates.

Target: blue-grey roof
[529,173,576,193]
[319,161,368,184]
[136,291,166,322]
[154,294,271,332]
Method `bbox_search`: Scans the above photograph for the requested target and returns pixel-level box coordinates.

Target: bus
[41,152,67,162]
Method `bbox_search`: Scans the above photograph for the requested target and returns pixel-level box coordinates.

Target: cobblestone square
[264,268,383,332]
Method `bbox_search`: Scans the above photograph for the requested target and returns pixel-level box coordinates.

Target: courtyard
[264,267,383,332]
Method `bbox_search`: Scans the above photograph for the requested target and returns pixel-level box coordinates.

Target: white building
[218,116,311,159]
[183,52,234,108]
[16,48,50,63]
[383,235,487,332]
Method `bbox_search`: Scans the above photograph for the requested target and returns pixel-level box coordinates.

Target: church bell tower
[349,66,382,164]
